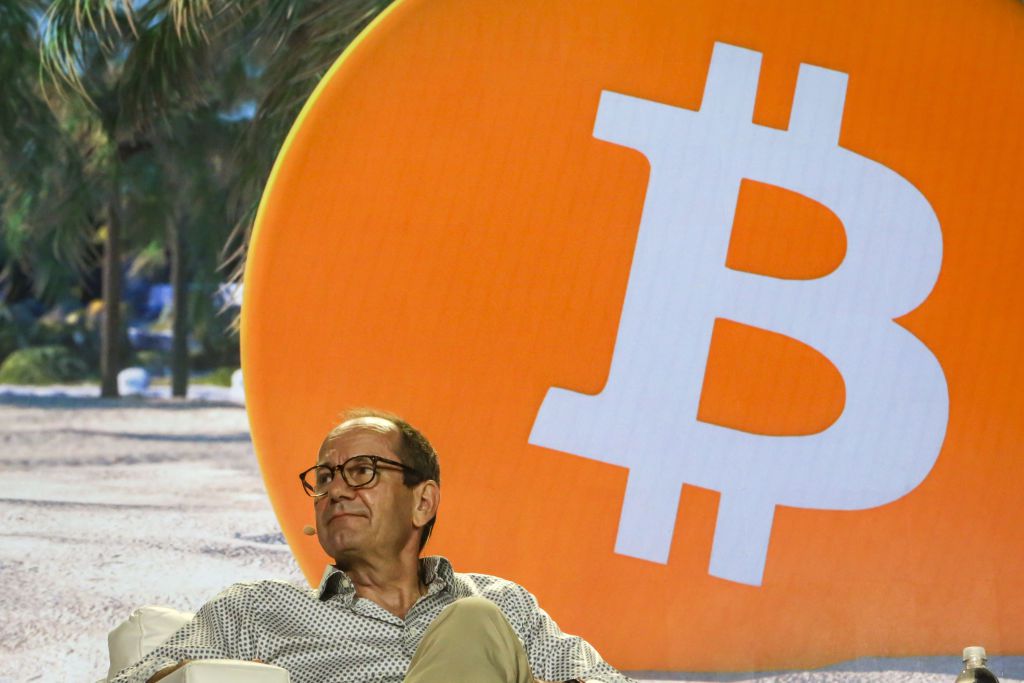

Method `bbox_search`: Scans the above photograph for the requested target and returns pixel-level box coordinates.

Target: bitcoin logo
[530,42,949,586]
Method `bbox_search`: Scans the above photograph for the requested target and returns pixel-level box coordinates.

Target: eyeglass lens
[305,457,377,495]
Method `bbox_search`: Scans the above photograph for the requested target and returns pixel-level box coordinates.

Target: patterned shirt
[110,556,634,683]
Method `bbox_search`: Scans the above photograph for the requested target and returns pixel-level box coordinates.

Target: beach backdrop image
[2,0,1022,681]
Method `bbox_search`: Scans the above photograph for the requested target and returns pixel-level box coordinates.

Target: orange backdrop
[242,0,1024,671]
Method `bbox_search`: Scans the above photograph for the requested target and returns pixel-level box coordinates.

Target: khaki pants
[404,597,537,683]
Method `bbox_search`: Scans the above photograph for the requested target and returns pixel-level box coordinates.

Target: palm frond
[39,0,131,100]
[167,0,212,41]
[115,2,212,135]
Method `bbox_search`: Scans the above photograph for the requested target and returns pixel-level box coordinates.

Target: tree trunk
[169,217,189,398]
[99,177,123,398]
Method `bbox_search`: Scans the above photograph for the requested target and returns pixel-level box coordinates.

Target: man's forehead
[336,416,398,433]
[317,417,399,461]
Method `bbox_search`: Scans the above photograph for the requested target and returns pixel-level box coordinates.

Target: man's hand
[146,660,190,683]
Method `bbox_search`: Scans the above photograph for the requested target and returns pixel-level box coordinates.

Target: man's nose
[325,474,357,500]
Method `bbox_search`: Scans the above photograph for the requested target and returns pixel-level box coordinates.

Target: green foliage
[0,0,98,306]
[3,0,397,393]
[0,317,18,365]
[188,284,239,369]
[0,298,120,372]
[132,349,167,374]
[29,317,70,347]
[0,301,32,360]
[200,365,235,387]
[0,345,89,385]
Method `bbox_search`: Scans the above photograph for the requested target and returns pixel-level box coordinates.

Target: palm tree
[35,0,169,395]
[128,107,248,396]
[35,0,390,397]
[36,0,238,396]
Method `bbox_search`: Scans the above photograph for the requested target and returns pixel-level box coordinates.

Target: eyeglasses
[298,455,421,498]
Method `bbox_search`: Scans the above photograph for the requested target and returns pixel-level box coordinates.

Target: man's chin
[319,532,362,560]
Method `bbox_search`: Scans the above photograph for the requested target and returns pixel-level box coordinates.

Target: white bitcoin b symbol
[529,42,948,586]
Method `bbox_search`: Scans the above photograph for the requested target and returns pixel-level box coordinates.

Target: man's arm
[109,584,259,683]
[506,584,636,683]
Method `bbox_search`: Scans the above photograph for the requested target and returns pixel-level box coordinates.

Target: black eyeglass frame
[298,454,422,498]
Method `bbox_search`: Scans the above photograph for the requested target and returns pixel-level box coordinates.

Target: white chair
[105,606,290,682]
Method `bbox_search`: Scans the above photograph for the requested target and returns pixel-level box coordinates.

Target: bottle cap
[963,646,987,662]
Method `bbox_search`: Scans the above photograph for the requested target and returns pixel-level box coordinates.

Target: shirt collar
[419,555,453,596]
[317,565,354,602]
[317,555,454,602]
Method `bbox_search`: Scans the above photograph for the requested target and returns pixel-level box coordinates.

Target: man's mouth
[327,510,365,523]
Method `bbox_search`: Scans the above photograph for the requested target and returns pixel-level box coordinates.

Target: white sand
[0,386,304,682]
[0,386,1019,683]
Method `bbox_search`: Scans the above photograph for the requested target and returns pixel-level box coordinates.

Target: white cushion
[106,606,289,682]
[108,605,193,680]
[161,660,290,683]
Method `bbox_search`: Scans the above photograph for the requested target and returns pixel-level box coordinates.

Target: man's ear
[411,480,440,528]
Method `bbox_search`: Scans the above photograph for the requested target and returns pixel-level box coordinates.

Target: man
[112,408,634,683]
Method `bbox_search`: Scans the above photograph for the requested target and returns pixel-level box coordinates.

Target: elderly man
[112,409,633,683]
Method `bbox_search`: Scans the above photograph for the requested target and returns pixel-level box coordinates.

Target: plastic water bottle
[955,646,999,682]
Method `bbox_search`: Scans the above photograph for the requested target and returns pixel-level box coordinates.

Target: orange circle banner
[243,0,1024,670]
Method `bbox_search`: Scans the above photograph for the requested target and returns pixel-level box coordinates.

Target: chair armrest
[160,660,290,683]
